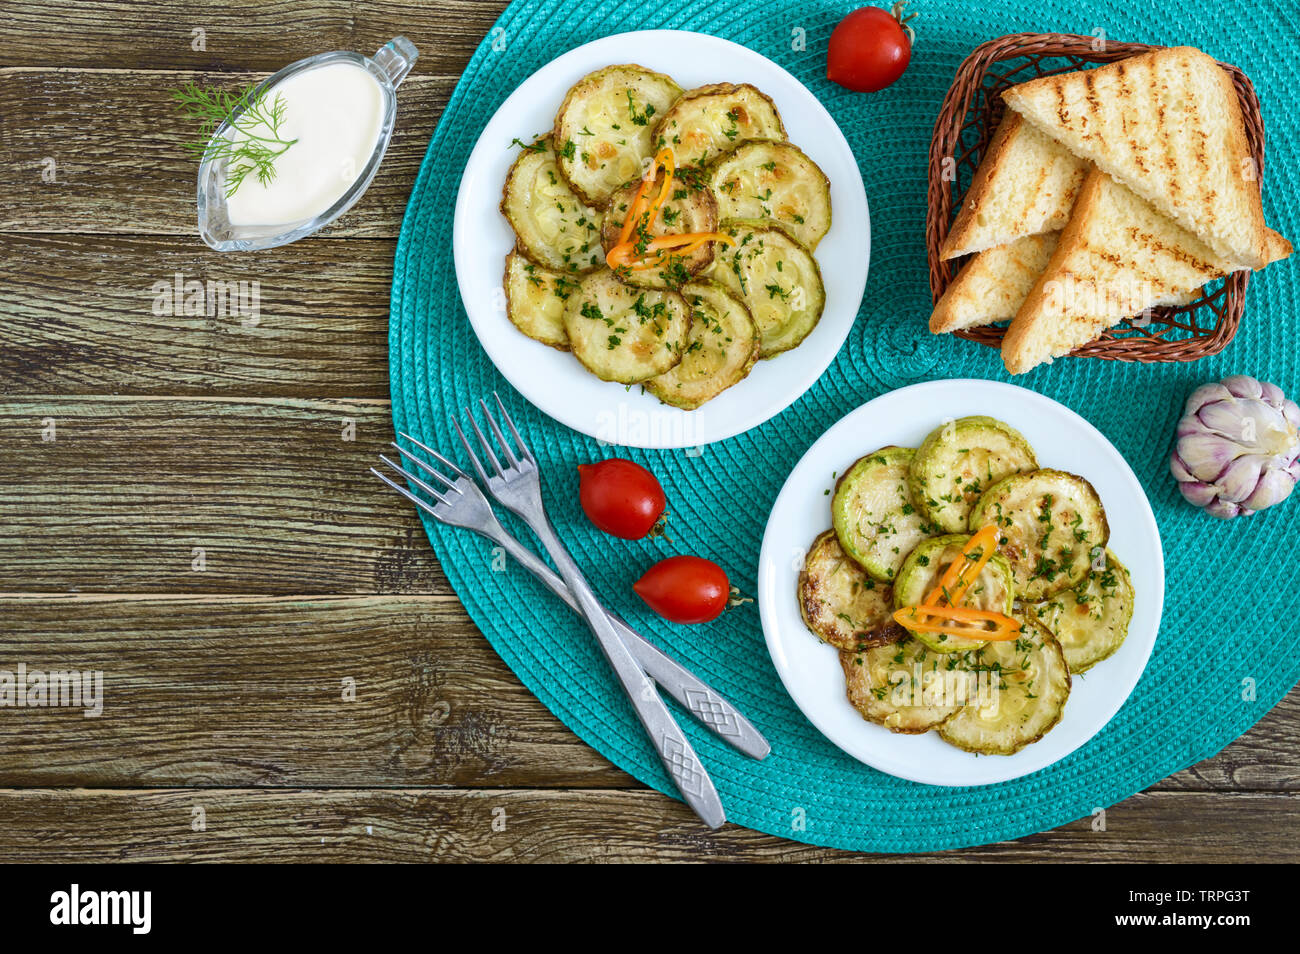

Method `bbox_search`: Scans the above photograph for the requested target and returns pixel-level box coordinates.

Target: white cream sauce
[225,62,383,226]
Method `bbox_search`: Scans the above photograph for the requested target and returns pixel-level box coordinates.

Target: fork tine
[493,392,536,464]
[465,407,506,477]
[480,397,520,469]
[378,454,451,506]
[371,467,442,520]
[397,432,472,481]
[391,443,459,493]
[451,418,492,486]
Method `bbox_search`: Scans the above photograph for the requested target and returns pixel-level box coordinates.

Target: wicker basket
[926,33,1266,363]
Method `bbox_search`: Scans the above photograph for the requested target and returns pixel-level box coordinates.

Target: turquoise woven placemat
[390,0,1299,852]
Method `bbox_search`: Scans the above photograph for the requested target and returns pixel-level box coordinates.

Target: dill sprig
[172,81,298,198]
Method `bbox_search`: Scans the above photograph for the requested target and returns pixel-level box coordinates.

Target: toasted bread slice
[1002,170,1291,374]
[1003,47,1273,269]
[940,113,1087,260]
[930,232,1060,333]
[1263,229,1295,263]
[932,231,1201,335]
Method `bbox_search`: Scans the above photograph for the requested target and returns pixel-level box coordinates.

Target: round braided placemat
[390,0,1299,852]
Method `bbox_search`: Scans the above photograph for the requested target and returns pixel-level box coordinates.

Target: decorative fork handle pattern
[525,515,727,829]
[481,526,769,760]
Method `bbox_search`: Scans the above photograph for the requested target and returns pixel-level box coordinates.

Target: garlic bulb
[1170,375,1300,519]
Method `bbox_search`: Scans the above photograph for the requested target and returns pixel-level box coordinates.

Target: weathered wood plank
[1157,692,1300,792]
[0,234,393,397]
[0,397,447,593]
[1153,686,1300,793]
[0,70,453,235]
[0,1,507,73]
[0,595,630,787]
[0,590,1293,791]
[0,0,1293,860]
[0,788,1292,862]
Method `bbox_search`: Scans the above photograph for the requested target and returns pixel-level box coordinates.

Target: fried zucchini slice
[831,446,931,583]
[708,222,824,356]
[501,136,604,273]
[652,82,787,167]
[504,250,583,349]
[600,169,718,289]
[709,140,831,250]
[969,469,1110,601]
[892,534,1015,654]
[799,530,906,651]
[561,270,689,383]
[841,640,977,734]
[910,416,1038,534]
[938,618,1071,756]
[553,65,684,207]
[643,280,759,409]
[1030,550,1134,673]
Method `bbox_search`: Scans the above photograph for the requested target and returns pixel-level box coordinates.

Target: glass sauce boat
[197,36,418,252]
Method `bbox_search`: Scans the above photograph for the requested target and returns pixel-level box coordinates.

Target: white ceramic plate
[453,30,870,448]
[758,380,1165,786]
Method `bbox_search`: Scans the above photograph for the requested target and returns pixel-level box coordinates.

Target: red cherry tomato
[577,458,666,539]
[826,3,916,93]
[634,556,730,624]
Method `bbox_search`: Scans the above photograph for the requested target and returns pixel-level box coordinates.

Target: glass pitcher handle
[374,36,418,89]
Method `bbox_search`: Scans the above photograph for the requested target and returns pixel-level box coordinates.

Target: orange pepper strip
[606,232,736,271]
[615,181,654,248]
[647,149,675,219]
[607,147,733,271]
[892,619,1011,640]
[894,522,1022,643]
[892,604,1022,642]
[615,148,676,247]
[923,523,1001,608]
[903,605,1018,623]
[615,188,652,248]
[895,619,1021,642]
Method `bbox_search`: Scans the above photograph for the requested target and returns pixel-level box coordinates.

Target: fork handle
[479,526,769,760]
[525,516,726,829]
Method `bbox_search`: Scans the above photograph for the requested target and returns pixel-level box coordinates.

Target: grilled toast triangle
[1002,47,1271,269]
[930,232,1061,333]
[939,112,1087,260]
[931,230,1206,336]
[1001,169,1292,374]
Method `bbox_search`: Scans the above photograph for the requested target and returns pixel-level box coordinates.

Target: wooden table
[0,1,1294,863]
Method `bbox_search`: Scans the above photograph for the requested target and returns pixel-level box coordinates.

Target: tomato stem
[646,511,672,542]
[891,1,918,44]
[726,586,753,609]
[891,0,918,22]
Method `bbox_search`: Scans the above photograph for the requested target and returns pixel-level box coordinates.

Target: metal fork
[373,437,770,763]
[453,395,727,828]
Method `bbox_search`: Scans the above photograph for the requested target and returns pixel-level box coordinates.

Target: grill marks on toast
[1127,225,1217,275]
[1002,46,1271,268]
[929,232,1060,333]
[1012,162,1052,237]
[1155,53,1183,203]
[1002,169,1241,374]
[1117,62,1149,176]
[939,112,1087,259]
[935,47,1291,370]
[1088,224,1212,302]
[1082,71,1099,142]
